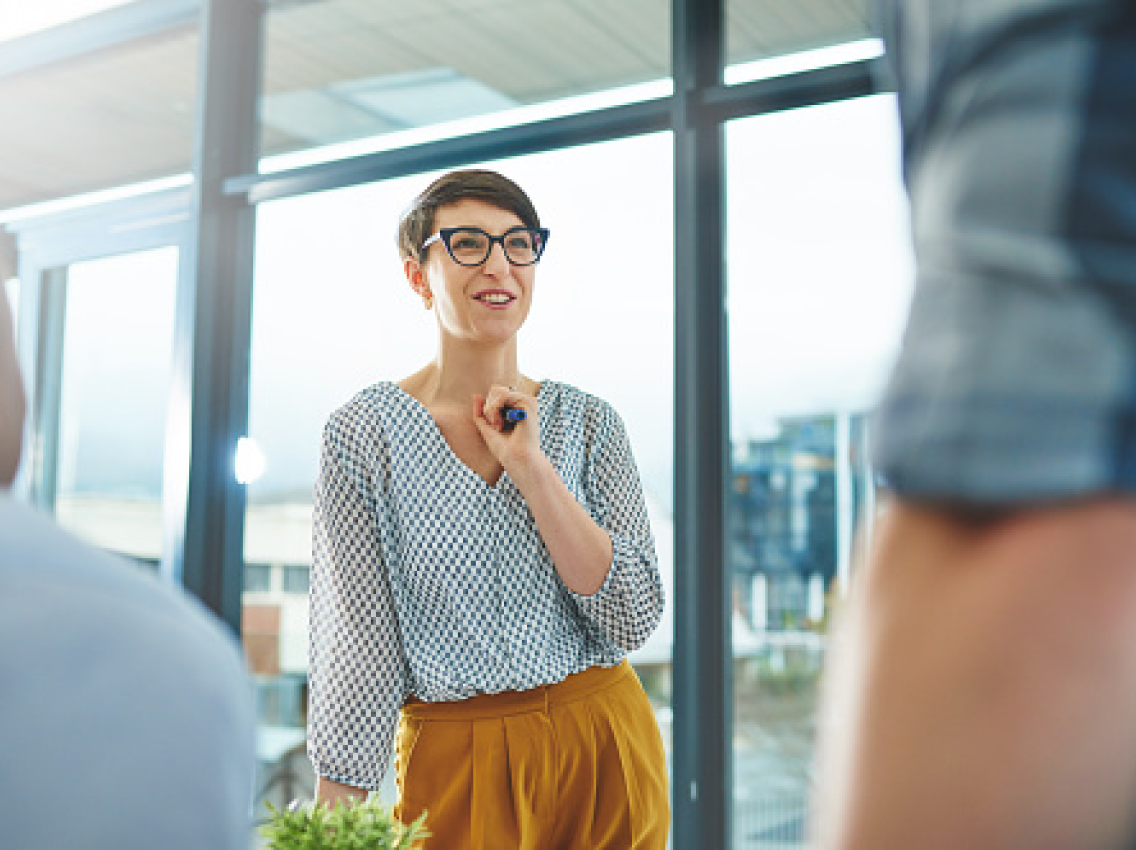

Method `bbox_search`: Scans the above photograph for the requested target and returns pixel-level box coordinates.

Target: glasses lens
[446,229,490,265]
[503,229,542,265]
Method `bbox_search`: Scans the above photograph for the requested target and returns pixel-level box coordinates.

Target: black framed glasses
[422,226,550,267]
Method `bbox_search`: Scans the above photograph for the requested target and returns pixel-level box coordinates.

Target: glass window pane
[0,18,198,211]
[245,563,272,594]
[54,247,178,562]
[245,133,674,817]
[259,0,670,170]
[726,0,876,84]
[282,565,310,595]
[725,94,913,847]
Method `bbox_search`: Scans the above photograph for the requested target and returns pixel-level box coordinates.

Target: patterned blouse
[307,379,664,788]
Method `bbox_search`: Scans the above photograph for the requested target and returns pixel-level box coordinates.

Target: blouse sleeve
[567,403,665,651]
[307,411,408,789]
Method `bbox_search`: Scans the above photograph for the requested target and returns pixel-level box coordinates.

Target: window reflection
[53,247,178,562]
[726,94,912,847]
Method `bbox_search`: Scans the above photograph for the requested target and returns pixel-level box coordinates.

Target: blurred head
[0,289,25,487]
[397,169,542,264]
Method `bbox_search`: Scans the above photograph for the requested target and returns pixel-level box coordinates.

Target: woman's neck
[420,341,524,407]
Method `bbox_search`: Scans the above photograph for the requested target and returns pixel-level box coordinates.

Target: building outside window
[725,93,912,846]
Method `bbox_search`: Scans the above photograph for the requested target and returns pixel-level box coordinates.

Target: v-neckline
[388,380,550,490]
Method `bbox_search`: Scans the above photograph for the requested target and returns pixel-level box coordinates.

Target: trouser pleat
[396,661,669,849]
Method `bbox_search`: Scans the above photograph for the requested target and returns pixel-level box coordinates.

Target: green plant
[260,797,429,850]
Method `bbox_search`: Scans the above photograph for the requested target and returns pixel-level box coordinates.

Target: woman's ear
[404,258,433,309]
[403,257,423,293]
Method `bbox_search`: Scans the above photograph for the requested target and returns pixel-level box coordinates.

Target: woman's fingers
[485,384,530,431]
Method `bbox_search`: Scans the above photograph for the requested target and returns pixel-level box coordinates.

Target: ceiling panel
[258,0,669,156]
[0,25,197,211]
[728,0,871,60]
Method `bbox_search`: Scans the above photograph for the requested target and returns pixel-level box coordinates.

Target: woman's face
[412,199,537,347]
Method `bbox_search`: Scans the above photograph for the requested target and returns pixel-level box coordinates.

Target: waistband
[401,660,632,721]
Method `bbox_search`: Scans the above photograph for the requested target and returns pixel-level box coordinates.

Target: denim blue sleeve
[871,0,1136,503]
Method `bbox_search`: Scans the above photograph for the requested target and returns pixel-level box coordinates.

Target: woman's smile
[473,288,517,308]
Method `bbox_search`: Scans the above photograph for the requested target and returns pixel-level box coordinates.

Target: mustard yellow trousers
[393,660,670,849]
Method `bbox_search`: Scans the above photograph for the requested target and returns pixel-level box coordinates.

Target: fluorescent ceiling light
[337,67,518,128]
[261,67,520,147]
[725,38,884,85]
[261,77,673,174]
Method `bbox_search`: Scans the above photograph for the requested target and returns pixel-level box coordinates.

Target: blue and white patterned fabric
[872,0,1136,503]
[307,379,664,789]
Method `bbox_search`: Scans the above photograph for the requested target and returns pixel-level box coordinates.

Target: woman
[308,168,669,848]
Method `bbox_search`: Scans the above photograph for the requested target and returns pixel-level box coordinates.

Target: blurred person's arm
[814,0,1136,846]
[814,498,1136,849]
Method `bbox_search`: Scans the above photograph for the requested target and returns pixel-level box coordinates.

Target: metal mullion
[163,0,264,633]
[700,58,884,124]
[225,96,673,206]
[8,249,35,502]
[28,267,67,513]
[672,0,731,846]
[7,197,192,272]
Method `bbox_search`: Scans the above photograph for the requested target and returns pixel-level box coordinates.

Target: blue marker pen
[501,405,527,433]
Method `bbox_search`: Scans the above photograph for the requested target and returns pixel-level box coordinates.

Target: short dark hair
[397,169,542,262]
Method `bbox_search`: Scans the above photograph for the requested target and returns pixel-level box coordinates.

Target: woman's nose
[483,240,511,273]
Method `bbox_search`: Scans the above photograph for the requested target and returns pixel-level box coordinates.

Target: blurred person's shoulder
[0,492,253,717]
[0,492,245,661]
[0,492,256,848]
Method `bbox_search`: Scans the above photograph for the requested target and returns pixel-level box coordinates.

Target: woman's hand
[473,383,613,596]
[315,776,368,807]
[471,384,541,472]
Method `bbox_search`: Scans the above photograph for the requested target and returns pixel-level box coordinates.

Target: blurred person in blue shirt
[0,291,257,847]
